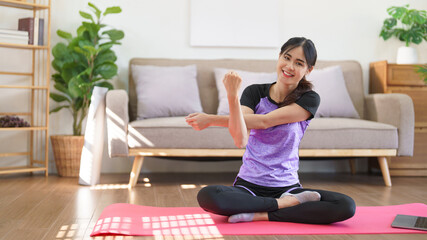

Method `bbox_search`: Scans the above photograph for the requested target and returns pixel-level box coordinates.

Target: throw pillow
[132,65,203,119]
[306,65,360,118]
[214,68,276,115]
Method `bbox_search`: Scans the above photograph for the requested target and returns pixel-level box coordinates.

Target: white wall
[1,0,426,174]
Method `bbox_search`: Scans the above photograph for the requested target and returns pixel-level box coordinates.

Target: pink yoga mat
[91,203,427,237]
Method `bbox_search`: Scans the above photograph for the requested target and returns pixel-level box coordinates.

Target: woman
[185,37,355,224]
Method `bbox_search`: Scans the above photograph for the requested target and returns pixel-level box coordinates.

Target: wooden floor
[0,172,426,240]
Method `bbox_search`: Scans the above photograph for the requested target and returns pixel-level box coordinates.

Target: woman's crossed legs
[197,185,355,224]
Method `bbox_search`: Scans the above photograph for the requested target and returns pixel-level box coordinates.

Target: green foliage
[50,3,124,136]
[380,4,427,47]
[415,64,427,84]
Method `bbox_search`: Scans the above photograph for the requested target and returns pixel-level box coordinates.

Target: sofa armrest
[365,93,414,156]
[106,90,129,157]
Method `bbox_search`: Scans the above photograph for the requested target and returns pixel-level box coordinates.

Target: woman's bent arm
[227,95,248,148]
[224,72,248,148]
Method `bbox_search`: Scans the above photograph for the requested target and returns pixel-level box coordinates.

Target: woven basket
[51,135,84,177]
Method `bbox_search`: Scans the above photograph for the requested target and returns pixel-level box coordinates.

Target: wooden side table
[370,60,427,176]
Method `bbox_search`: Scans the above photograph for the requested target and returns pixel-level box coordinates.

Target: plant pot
[51,135,84,177]
[396,46,418,64]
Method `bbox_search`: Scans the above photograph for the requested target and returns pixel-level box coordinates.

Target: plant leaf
[102,29,125,41]
[103,6,122,16]
[411,10,427,24]
[79,11,94,22]
[91,77,103,82]
[82,22,100,41]
[57,30,73,41]
[408,27,424,44]
[52,43,68,58]
[401,11,412,25]
[96,81,114,90]
[98,42,114,52]
[415,65,427,83]
[380,29,394,40]
[54,83,68,94]
[94,49,116,66]
[387,5,408,19]
[51,73,65,83]
[51,57,73,73]
[50,93,69,102]
[94,62,117,79]
[383,18,397,29]
[68,76,84,98]
[62,63,82,83]
[88,2,101,20]
[49,105,70,114]
[74,46,91,59]
[77,25,86,36]
[72,97,84,114]
[83,45,97,56]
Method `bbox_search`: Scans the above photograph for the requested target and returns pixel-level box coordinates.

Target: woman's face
[276,46,312,86]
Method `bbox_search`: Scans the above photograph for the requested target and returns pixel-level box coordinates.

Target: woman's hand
[185,113,211,131]
[223,71,242,98]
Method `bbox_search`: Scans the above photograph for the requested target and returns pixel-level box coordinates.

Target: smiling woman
[187,37,356,225]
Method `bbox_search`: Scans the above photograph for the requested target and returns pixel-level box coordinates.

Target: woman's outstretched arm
[186,103,310,131]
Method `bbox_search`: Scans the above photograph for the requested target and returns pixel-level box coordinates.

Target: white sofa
[106,58,415,188]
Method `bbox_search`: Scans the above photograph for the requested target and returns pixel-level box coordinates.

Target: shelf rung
[0,126,48,131]
[0,166,47,175]
[0,71,32,76]
[32,160,45,164]
[0,112,32,116]
[0,85,48,89]
[0,0,50,10]
[0,152,30,158]
[0,42,48,50]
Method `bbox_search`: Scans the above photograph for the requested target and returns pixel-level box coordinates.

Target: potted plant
[379,4,426,64]
[50,2,124,176]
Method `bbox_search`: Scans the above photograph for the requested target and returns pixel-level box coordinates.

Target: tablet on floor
[391,214,427,231]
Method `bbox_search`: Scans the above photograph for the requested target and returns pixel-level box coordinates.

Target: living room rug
[91,203,427,237]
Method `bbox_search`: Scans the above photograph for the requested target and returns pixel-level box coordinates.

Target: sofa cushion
[128,117,398,150]
[300,118,398,149]
[214,68,277,115]
[214,68,276,115]
[131,64,203,119]
[307,66,360,119]
[128,117,236,148]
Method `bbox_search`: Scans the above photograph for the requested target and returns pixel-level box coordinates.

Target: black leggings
[197,178,356,224]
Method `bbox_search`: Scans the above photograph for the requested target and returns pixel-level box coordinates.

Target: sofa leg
[128,156,144,188]
[349,159,356,175]
[377,156,392,187]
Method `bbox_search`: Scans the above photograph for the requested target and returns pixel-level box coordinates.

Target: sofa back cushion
[129,59,364,121]
[307,65,360,118]
[131,64,203,119]
[214,68,276,115]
